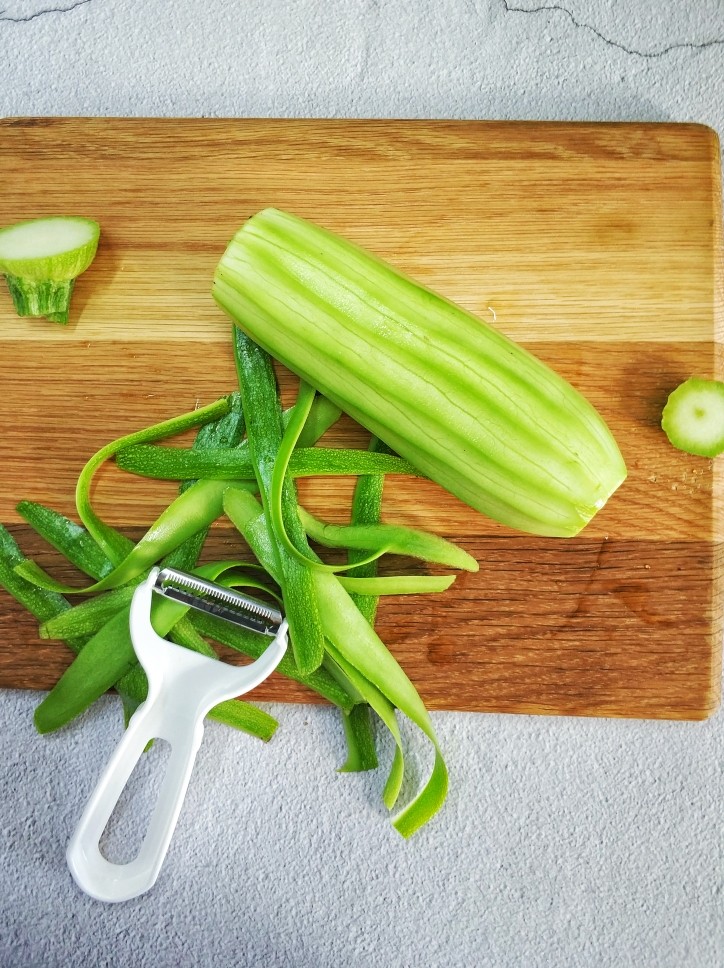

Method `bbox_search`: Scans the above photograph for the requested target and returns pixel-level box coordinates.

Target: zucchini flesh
[213,208,626,538]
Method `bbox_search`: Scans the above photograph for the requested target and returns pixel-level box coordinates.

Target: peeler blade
[153,566,284,636]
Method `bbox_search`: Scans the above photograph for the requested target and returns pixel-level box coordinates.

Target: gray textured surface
[1,2,723,966]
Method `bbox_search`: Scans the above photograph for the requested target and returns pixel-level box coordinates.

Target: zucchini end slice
[0,216,100,323]
[661,377,724,458]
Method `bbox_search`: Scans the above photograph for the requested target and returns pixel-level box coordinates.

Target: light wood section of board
[0,117,721,719]
[0,118,719,344]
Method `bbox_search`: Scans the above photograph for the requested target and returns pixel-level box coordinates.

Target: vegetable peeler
[66,566,288,903]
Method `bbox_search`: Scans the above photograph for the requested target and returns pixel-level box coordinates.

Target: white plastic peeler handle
[66,569,288,903]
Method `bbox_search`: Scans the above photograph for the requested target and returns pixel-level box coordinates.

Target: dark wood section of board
[0,524,720,720]
[0,336,722,720]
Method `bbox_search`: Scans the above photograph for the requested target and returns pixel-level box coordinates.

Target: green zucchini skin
[213,209,626,538]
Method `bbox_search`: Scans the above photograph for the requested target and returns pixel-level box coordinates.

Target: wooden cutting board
[0,117,721,720]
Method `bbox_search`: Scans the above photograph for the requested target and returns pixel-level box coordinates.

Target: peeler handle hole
[98,738,172,866]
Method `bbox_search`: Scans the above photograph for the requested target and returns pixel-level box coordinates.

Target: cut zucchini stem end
[0,216,100,324]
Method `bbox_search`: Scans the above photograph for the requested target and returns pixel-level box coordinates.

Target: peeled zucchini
[213,208,626,537]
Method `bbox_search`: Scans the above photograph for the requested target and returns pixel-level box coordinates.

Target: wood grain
[0,117,721,719]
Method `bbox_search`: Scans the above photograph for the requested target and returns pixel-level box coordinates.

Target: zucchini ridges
[213,208,626,538]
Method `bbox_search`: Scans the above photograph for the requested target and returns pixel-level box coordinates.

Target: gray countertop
[1,3,723,966]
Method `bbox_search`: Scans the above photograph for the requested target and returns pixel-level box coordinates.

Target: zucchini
[0,216,100,323]
[213,209,626,538]
[661,377,724,457]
